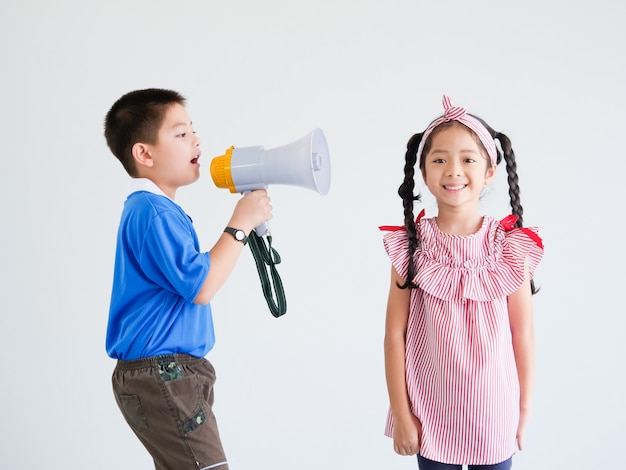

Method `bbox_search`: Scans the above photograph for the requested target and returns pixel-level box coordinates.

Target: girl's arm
[507,258,535,451]
[384,265,421,455]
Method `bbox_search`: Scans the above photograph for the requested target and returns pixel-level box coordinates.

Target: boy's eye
[178,133,186,138]
[433,158,445,164]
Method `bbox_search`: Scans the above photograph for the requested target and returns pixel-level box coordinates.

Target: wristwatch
[224,227,248,245]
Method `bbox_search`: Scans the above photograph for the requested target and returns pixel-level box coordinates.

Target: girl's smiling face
[421,122,496,212]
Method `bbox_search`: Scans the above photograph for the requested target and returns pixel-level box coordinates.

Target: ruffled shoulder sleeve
[499,215,544,279]
[381,229,411,279]
[379,210,425,280]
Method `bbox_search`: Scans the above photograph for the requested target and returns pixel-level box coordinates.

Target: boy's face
[139,103,201,198]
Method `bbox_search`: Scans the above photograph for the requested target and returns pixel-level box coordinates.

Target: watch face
[235,230,245,241]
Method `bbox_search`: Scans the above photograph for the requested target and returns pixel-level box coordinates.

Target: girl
[381,96,543,469]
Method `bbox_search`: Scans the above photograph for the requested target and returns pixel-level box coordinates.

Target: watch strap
[224,226,248,245]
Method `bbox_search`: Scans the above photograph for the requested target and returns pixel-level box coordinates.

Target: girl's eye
[433,158,445,164]
[464,158,476,163]
[178,133,186,138]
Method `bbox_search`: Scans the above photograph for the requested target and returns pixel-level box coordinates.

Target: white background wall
[1,1,624,469]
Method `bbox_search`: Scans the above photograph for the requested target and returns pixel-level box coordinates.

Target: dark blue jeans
[418,454,513,470]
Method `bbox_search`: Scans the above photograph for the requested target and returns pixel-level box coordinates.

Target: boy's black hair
[397,117,538,294]
[104,88,186,177]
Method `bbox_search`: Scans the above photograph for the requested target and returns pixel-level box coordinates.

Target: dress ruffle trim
[381,215,543,302]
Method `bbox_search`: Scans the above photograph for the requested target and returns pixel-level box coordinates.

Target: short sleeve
[501,225,544,280]
[382,229,412,280]
[139,209,210,302]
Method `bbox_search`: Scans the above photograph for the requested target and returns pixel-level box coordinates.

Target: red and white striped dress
[382,215,543,465]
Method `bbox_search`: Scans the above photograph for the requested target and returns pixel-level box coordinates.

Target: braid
[397,133,423,289]
[471,115,539,294]
[493,129,539,295]
[494,131,524,227]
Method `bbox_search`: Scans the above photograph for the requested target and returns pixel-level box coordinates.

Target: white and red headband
[416,95,497,166]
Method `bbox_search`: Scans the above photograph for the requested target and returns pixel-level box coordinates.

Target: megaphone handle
[254,221,270,237]
[243,190,271,237]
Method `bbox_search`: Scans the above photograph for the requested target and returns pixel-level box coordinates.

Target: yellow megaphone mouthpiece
[209,146,237,193]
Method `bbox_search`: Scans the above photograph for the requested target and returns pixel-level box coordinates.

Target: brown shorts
[112,354,228,470]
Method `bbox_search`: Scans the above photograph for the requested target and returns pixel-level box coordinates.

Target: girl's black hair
[397,117,538,294]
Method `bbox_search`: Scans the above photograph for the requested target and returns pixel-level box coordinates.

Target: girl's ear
[484,164,497,185]
[132,142,154,168]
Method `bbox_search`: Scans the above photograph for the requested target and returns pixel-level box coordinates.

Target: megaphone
[210,128,331,318]
[210,128,331,236]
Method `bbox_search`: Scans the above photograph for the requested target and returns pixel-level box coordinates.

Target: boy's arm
[384,265,421,455]
[194,190,272,304]
[508,258,535,451]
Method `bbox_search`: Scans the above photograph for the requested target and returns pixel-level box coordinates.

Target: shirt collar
[127,178,172,200]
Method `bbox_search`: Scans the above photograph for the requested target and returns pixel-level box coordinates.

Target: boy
[104,88,271,469]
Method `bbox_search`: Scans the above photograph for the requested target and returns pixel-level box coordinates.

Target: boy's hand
[229,190,272,234]
[197,190,272,304]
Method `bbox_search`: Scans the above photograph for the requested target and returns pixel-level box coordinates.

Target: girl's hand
[392,414,422,456]
[516,407,531,450]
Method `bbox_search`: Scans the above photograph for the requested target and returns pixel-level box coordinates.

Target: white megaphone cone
[210,128,331,236]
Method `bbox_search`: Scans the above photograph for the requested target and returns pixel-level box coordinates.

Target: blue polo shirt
[106,179,214,360]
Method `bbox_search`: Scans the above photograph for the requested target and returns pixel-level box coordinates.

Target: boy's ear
[132,142,154,168]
